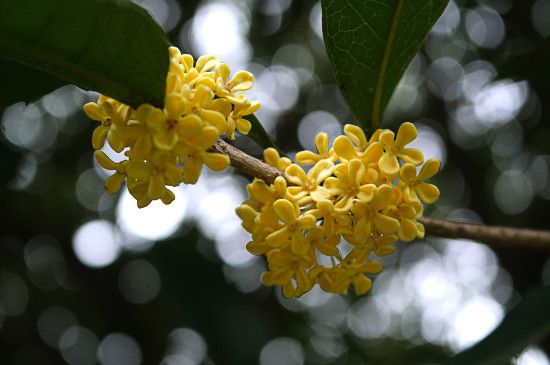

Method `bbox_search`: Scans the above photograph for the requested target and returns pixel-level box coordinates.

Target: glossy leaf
[0,0,170,108]
[447,286,550,365]
[322,0,449,128]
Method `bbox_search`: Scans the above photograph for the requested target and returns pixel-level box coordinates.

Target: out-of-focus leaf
[447,286,550,365]
[244,114,284,154]
[0,0,170,108]
[0,58,66,108]
[321,0,449,129]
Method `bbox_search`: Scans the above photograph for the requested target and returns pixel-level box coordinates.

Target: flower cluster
[237,123,440,298]
[83,47,259,207]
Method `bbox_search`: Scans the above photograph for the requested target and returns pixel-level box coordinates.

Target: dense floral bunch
[236,123,440,298]
[83,47,259,207]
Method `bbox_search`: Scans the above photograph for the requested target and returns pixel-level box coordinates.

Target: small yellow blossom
[237,122,440,298]
[83,46,259,207]
[379,122,424,176]
[295,132,336,165]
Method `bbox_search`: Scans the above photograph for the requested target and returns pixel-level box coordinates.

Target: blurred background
[1,0,550,363]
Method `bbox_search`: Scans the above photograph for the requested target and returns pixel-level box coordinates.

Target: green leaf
[447,286,550,365]
[0,0,170,108]
[322,0,449,129]
[0,58,66,109]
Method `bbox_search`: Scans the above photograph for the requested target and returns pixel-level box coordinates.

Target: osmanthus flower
[285,160,334,204]
[295,132,336,165]
[379,122,424,176]
[226,100,260,139]
[215,63,255,105]
[83,95,132,151]
[324,159,378,211]
[235,121,441,298]
[262,247,316,298]
[399,159,441,204]
[94,151,127,194]
[313,254,383,295]
[266,199,317,255]
[263,148,292,171]
[351,184,400,242]
[83,46,260,207]
[176,126,230,184]
[385,203,425,242]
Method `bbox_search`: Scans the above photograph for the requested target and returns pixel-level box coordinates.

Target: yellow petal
[357,184,377,202]
[310,186,332,202]
[376,245,396,257]
[374,213,400,233]
[375,184,394,209]
[104,173,125,194]
[314,132,329,153]
[182,158,203,184]
[126,160,150,180]
[291,234,310,256]
[83,102,106,121]
[295,151,319,165]
[344,124,367,149]
[273,199,297,224]
[395,122,417,146]
[400,163,417,182]
[352,275,372,295]
[203,152,230,171]
[161,189,175,205]
[400,148,424,165]
[176,114,203,137]
[235,117,251,135]
[229,71,254,91]
[333,136,357,161]
[285,164,307,185]
[147,174,165,200]
[379,130,395,147]
[348,159,366,187]
[416,183,440,204]
[266,227,290,247]
[195,55,219,73]
[197,126,220,149]
[379,154,400,176]
[201,109,226,133]
[418,158,440,179]
[309,159,334,185]
[165,93,184,118]
[298,214,317,229]
[363,142,383,163]
[399,218,418,241]
[92,126,108,149]
[94,151,118,170]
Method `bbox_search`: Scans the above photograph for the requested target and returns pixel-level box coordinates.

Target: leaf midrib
[371,0,405,127]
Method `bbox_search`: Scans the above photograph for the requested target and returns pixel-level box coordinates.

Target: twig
[210,139,550,249]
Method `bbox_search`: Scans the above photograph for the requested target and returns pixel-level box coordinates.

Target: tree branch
[210,139,550,250]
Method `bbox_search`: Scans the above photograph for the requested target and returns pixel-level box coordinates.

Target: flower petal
[400,148,424,165]
[416,182,440,204]
[333,136,358,161]
[418,158,440,179]
[379,154,400,176]
[395,122,417,146]
[273,199,297,224]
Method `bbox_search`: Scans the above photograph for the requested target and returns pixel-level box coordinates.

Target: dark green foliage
[322,0,449,128]
[0,0,170,108]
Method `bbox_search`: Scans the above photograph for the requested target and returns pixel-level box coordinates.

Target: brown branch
[211,139,550,250]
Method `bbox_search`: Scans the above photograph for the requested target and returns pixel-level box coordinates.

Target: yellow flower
[83,96,132,151]
[351,184,400,241]
[180,85,226,133]
[125,151,183,204]
[324,159,377,211]
[379,122,424,176]
[295,132,336,165]
[316,258,382,295]
[285,160,334,204]
[266,199,317,255]
[226,101,260,139]
[94,151,127,194]
[262,247,315,298]
[386,203,424,242]
[215,63,254,105]
[308,200,351,236]
[399,158,440,204]
[176,127,230,184]
[263,148,292,171]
